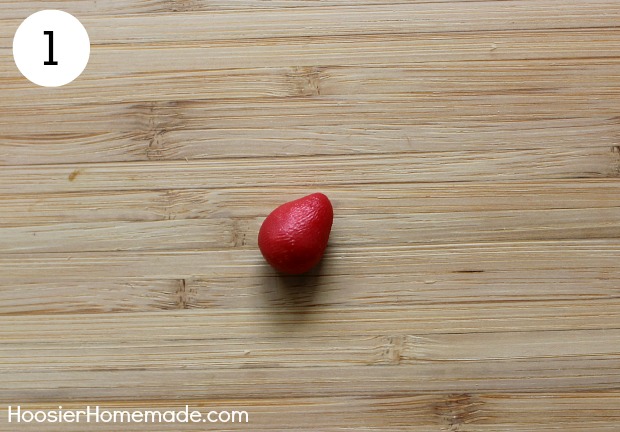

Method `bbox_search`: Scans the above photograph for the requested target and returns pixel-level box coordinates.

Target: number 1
[43,31,58,65]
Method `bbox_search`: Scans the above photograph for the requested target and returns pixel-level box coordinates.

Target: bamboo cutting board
[1,1,620,430]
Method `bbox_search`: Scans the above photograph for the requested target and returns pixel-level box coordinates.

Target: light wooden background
[1,1,620,430]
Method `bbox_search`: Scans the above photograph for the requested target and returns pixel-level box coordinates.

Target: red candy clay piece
[258,193,333,275]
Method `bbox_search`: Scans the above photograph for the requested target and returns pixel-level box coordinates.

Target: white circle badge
[13,10,90,87]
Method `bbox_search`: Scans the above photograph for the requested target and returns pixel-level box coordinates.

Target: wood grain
[1,0,620,430]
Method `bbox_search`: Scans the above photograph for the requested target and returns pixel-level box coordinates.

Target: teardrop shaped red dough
[258,193,333,275]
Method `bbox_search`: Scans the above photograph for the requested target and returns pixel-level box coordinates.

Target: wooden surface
[1,1,620,430]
